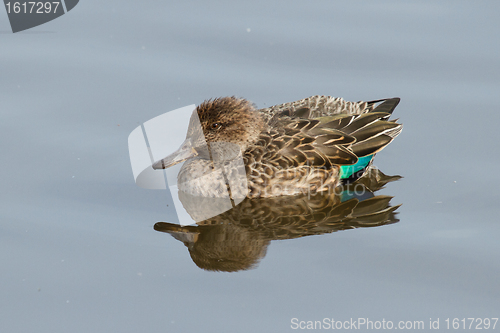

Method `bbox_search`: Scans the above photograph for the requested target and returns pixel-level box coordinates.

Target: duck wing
[246,117,358,169]
[249,109,402,172]
[266,96,402,158]
[319,110,403,157]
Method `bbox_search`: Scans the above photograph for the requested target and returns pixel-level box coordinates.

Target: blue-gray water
[1,1,499,332]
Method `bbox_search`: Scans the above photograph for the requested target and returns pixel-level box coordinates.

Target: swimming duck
[153,95,402,198]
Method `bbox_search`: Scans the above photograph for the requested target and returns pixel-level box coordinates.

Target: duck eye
[211,123,221,130]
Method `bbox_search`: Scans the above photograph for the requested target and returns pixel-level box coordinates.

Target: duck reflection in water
[155,167,402,272]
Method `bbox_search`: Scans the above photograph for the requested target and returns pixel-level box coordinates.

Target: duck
[152,95,402,198]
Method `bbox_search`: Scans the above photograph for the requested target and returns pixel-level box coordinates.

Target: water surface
[1,1,499,332]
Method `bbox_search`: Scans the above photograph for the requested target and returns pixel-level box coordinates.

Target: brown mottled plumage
[153,95,402,198]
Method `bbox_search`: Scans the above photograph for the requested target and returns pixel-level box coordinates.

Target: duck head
[153,97,265,169]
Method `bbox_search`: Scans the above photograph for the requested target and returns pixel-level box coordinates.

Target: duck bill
[152,138,198,169]
[154,222,200,243]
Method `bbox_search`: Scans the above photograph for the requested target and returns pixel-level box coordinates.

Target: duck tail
[342,98,403,158]
[366,97,400,114]
[339,98,402,181]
